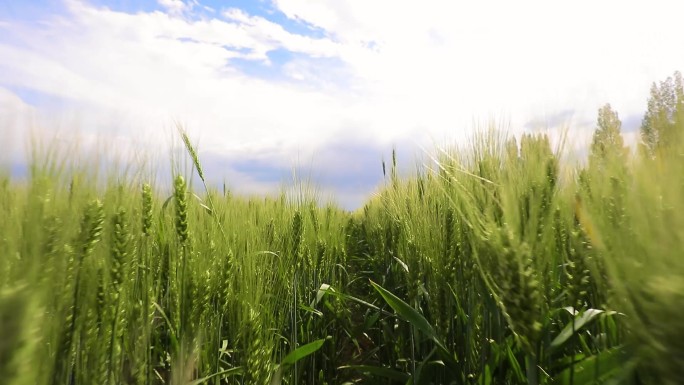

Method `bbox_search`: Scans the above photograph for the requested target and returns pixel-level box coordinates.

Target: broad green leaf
[312,283,332,307]
[550,309,608,350]
[271,338,329,385]
[506,342,525,383]
[479,364,492,385]
[554,347,630,385]
[280,338,327,366]
[369,280,438,342]
[369,280,453,361]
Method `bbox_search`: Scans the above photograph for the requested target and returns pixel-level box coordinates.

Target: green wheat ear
[54,199,105,384]
[79,199,105,258]
[174,175,189,244]
[142,183,153,236]
[110,207,129,292]
[243,307,270,384]
[105,207,130,385]
[178,125,204,182]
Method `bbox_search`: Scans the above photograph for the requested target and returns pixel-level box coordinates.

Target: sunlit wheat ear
[174,176,189,244]
[315,239,326,271]
[106,207,130,385]
[244,308,269,384]
[142,183,153,236]
[110,207,129,294]
[138,183,154,383]
[178,126,204,182]
[55,199,105,384]
[79,199,105,258]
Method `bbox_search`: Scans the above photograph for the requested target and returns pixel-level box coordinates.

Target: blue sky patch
[230,158,290,183]
[0,0,70,26]
[229,48,349,88]
[4,85,68,108]
[10,162,28,179]
[229,56,280,81]
[221,45,252,54]
[228,48,295,80]
[85,0,162,14]
[72,0,327,39]
[212,0,327,39]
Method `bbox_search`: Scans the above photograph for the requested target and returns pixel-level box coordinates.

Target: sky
[1,0,683,208]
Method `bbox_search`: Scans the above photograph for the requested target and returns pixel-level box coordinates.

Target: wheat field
[1,116,683,384]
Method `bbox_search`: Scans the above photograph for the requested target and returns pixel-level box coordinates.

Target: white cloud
[274,0,684,130]
[1,1,356,157]
[1,0,683,204]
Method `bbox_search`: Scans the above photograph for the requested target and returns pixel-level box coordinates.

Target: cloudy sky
[1,0,683,208]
